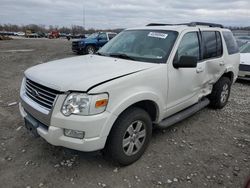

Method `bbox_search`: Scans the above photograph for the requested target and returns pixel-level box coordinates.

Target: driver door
[97,33,108,48]
[166,31,206,116]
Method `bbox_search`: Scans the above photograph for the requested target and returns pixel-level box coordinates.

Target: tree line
[0,23,249,34]
[0,24,123,34]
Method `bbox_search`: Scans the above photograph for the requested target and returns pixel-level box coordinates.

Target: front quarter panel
[89,64,168,136]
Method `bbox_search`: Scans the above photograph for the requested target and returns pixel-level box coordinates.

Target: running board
[156,98,210,129]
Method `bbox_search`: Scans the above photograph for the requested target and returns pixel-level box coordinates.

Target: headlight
[61,93,108,116]
[20,77,26,96]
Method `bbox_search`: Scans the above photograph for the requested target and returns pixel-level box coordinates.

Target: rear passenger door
[199,29,224,85]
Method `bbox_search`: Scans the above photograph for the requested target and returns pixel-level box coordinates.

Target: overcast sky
[0,0,249,29]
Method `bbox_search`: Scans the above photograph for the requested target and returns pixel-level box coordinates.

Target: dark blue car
[72,32,117,54]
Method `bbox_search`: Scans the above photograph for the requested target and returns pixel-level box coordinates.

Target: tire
[209,77,231,109]
[76,50,84,55]
[104,107,152,166]
[86,45,96,54]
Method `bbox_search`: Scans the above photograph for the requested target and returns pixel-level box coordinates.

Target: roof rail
[146,23,173,26]
[189,22,224,28]
[146,22,224,28]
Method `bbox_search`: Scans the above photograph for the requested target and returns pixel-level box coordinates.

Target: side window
[175,32,200,63]
[222,31,239,55]
[98,33,107,40]
[202,31,217,59]
[202,31,223,59]
[216,32,223,56]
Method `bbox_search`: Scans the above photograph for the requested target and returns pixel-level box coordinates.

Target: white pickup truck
[19,22,239,165]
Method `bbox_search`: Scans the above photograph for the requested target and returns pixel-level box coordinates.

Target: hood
[25,55,157,92]
[74,37,95,43]
[73,39,85,42]
[240,53,250,66]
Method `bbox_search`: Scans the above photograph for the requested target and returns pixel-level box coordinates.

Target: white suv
[19,22,240,165]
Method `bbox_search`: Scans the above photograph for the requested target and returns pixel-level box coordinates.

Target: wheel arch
[111,96,161,123]
[221,71,234,84]
[101,95,162,142]
[103,99,159,149]
[85,43,97,49]
[129,100,159,122]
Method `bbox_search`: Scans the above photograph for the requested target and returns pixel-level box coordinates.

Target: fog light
[64,129,85,139]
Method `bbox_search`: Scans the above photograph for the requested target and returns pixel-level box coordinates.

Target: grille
[72,41,79,47]
[239,64,250,72]
[25,78,60,110]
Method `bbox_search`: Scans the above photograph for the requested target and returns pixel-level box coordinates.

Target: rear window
[108,33,116,40]
[202,31,223,59]
[222,31,239,55]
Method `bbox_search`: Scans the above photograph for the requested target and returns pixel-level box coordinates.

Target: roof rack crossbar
[146,22,224,28]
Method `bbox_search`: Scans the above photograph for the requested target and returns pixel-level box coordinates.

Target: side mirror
[173,56,198,68]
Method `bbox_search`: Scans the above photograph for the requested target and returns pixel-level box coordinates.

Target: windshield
[98,30,178,63]
[87,33,98,39]
[240,43,250,53]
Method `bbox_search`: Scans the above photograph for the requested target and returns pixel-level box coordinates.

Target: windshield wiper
[95,51,107,56]
[109,53,135,60]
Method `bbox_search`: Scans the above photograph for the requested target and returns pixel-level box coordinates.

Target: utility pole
[83,0,85,32]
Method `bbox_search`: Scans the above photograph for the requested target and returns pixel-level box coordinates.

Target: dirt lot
[0,39,249,188]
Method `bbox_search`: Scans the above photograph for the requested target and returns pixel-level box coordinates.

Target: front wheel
[104,107,152,166]
[86,45,96,54]
[209,77,231,109]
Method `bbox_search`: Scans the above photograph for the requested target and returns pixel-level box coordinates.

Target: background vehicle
[67,34,86,40]
[19,22,239,165]
[25,30,39,38]
[236,36,250,48]
[14,32,25,36]
[48,30,60,39]
[72,32,117,54]
[239,42,250,80]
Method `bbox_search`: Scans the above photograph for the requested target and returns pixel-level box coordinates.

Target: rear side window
[222,31,239,55]
[216,32,223,56]
[202,31,222,59]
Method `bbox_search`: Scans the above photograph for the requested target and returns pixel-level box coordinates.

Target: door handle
[219,61,225,66]
[196,67,204,73]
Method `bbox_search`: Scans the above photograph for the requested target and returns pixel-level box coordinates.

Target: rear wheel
[86,45,96,54]
[104,107,152,166]
[209,77,231,109]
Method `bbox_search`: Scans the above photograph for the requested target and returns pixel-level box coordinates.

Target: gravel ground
[0,39,249,188]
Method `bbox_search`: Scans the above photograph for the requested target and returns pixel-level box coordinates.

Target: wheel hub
[123,120,146,156]
[220,83,229,103]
